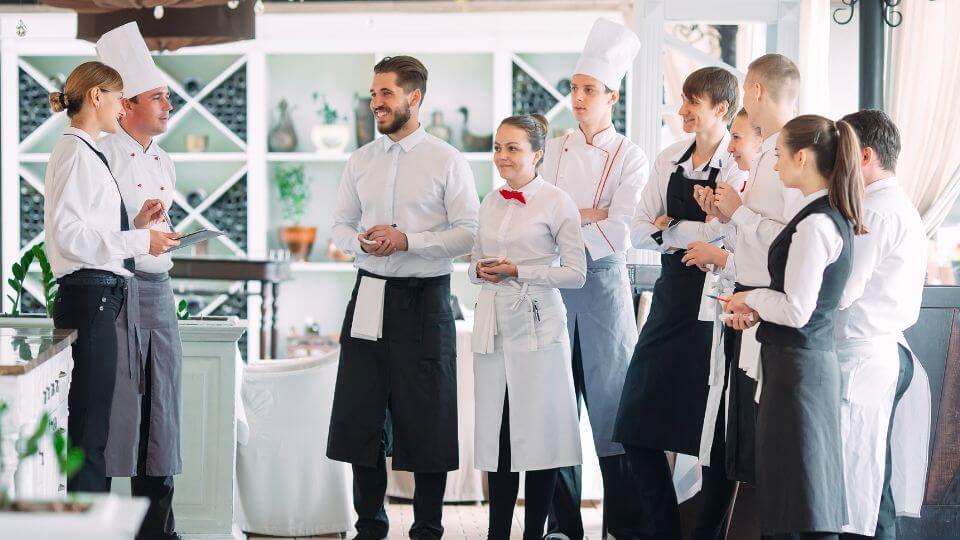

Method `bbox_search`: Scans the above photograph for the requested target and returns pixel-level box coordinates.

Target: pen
[707,235,725,244]
[160,202,175,232]
[705,294,730,303]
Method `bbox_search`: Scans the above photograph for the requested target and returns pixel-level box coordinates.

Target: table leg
[271,281,280,359]
[260,280,269,359]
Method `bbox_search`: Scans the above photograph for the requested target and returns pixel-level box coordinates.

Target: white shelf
[291,261,470,273]
[267,152,492,163]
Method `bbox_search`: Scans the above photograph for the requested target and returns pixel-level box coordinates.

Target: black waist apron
[723,282,758,483]
[326,270,458,473]
[613,144,719,455]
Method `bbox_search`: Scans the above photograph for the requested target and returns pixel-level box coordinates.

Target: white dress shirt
[469,177,586,289]
[100,127,177,273]
[44,127,150,279]
[726,131,804,286]
[632,133,749,251]
[838,177,926,339]
[541,126,648,260]
[745,189,844,327]
[332,126,480,278]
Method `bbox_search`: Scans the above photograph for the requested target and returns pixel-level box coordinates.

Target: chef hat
[96,22,166,99]
[573,18,641,90]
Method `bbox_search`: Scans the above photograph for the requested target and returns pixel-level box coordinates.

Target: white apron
[472,281,582,472]
[838,335,931,535]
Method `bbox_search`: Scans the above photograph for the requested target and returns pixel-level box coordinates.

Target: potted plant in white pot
[0,403,149,539]
[310,93,350,154]
[276,164,317,262]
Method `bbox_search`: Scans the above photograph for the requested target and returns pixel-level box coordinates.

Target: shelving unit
[0,9,635,359]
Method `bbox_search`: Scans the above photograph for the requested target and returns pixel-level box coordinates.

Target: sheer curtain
[887,0,960,237]
[798,0,831,116]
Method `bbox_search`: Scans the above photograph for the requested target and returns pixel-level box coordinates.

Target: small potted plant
[275,164,316,261]
[310,93,350,154]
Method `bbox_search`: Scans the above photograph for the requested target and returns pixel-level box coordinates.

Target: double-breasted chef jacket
[540,126,647,458]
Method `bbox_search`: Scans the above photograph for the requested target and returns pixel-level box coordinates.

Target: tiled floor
[247,500,604,540]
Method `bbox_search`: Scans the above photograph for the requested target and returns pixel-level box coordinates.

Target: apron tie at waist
[506,282,538,352]
[122,276,145,394]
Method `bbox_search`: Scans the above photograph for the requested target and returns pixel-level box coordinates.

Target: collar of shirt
[114,126,159,156]
[380,125,427,153]
[670,130,732,172]
[63,126,101,151]
[570,124,619,150]
[502,175,545,203]
[791,187,830,215]
[865,175,898,195]
[761,131,780,154]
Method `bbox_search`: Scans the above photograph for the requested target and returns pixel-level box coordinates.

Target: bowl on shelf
[185,134,209,153]
[311,124,350,154]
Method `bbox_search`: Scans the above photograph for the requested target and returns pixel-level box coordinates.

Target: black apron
[326,270,458,473]
[613,144,719,455]
[723,282,759,484]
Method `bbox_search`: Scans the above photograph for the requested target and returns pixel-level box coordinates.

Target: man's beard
[377,102,412,135]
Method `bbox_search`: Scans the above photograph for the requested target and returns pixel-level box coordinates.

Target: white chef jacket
[541,126,648,260]
[631,133,748,251]
[838,176,926,339]
[44,127,150,279]
[100,127,177,273]
[468,177,586,289]
[723,132,804,286]
[332,126,480,278]
[744,189,843,324]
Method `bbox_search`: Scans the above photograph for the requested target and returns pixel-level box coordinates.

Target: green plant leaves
[177,299,190,321]
[53,429,84,479]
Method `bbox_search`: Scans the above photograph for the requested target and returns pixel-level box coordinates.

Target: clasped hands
[358,225,409,257]
[476,257,518,284]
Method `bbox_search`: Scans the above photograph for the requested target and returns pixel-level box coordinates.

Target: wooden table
[171,257,292,359]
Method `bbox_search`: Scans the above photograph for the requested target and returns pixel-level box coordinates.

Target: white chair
[236,352,353,536]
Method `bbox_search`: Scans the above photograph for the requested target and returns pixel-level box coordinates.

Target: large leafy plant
[4,243,56,317]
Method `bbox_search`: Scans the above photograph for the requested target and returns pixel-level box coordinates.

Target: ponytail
[829,120,866,235]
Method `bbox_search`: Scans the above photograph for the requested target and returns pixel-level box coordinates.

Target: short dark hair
[499,113,549,167]
[374,55,428,102]
[839,109,901,172]
[683,66,740,122]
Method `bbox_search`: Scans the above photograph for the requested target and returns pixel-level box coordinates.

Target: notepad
[167,229,224,251]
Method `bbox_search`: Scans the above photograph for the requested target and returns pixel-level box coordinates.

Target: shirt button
[101,297,106,302]
[137,183,143,188]
[160,187,165,191]
[130,153,135,157]
[154,156,160,161]
[99,306,104,312]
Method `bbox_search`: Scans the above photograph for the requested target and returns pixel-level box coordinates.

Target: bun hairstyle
[48,61,123,118]
[781,114,866,235]
[499,113,550,167]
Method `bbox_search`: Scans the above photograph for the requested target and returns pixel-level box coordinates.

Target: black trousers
[622,445,682,539]
[488,393,559,540]
[838,346,915,540]
[549,324,645,540]
[352,431,447,540]
[763,534,839,540]
[55,281,125,493]
[131,342,176,540]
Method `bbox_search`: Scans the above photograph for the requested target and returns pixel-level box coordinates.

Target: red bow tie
[499,189,526,204]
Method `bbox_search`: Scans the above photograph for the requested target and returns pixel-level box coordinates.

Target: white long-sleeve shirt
[631,133,748,251]
[726,132,804,287]
[745,189,843,327]
[541,126,648,260]
[838,177,926,339]
[469,177,586,289]
[44,127,150,279]
[332,126,480,278]
[100,127,177,274]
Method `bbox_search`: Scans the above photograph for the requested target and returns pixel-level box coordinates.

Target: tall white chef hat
[95,22,166,99]
[573,18,641,91]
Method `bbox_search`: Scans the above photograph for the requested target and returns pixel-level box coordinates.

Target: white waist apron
[472,281,582,472]
[837,335,931,535]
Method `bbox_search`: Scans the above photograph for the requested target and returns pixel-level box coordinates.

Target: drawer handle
[58,371,67,378]
[58,484,65,492]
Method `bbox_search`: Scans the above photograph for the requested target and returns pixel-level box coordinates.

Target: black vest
[756,195,853,350]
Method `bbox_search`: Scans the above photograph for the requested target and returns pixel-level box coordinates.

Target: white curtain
[798,0,831,116]
[888,0,960,237]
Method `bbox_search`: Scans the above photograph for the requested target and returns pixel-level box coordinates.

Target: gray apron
[106,271,183,477]
[559,251,636,457]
